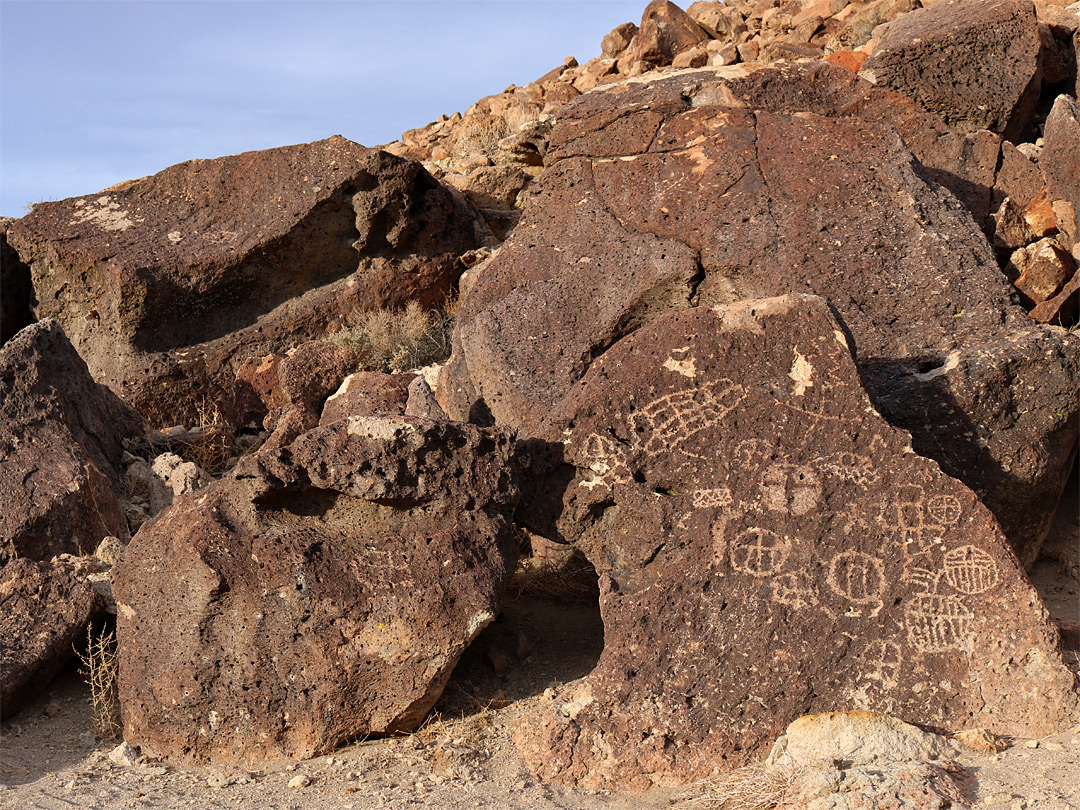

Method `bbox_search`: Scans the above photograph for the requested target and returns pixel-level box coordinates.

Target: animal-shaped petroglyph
[630,378,745,464]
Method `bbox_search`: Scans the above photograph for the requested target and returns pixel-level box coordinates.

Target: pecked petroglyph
[70,195,142,232]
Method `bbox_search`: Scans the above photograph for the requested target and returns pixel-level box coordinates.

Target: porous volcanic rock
[440,65,1078,566]
[1041,94,1080,251]
[1,557,105,717]
[0,217,33,346]
[618,0,709,73]
[319,371,415,425]
[0,320,145,563]
[861,0,1043,141]
[112,416,519,763]
[6,137,478,424]
[510,296,1078,791]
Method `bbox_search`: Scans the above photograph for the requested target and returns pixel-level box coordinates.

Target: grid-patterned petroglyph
[729,527,791,577]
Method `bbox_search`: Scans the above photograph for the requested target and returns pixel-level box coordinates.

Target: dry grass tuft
[334,298,456,374]
[685,760,806,810]
[76,624,122,741]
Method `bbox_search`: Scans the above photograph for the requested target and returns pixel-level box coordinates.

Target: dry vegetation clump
[450,107,541,164]
[683,760,806,810]
[76,624,122,741]
[333,298,458,374]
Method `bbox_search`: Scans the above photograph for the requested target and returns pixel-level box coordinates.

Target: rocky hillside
[1,0,1078,804]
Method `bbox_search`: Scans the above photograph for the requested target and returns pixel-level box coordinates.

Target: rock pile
[0,0,1077,801]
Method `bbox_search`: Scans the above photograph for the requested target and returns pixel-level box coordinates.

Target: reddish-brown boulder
[6,137,477,424]
[230,353,285,429]
[440,65,1077,567]
[319,371,415,425]
[0,320,145,563]
[861,0,1043,141]
[510,296,1078,791]
[1,557,105,717]
[619,0,709,73]
[0,218,33,346]
[1041,94,1080,249]
[112,416,519,763]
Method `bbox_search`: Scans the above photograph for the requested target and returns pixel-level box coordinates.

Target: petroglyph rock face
[112,417,519,763]
[510,296,1078,792]
[440,64,1078,567]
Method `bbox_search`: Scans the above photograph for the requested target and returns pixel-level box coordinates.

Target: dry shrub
[686,760,806,810]
[509,557,600,604]
[334,299,456,374]
[77,624,122,741]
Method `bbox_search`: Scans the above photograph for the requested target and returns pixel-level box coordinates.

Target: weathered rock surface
[862,0,1044,141]
[510,296,1078,791]
[1041,94,1080,251]
[0,320,145,563]
[440,65,1078,564]
[6,137,477,424]
[319,371,415,425]
[762,711,972,810]
[0,557,105,717]
[112,416,520,763]
[0,217,33,346]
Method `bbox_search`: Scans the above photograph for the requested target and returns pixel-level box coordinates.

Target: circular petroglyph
[730,528,790,577]
[926,494,962,526]
[827,551,886,604]
[943,545,999,594]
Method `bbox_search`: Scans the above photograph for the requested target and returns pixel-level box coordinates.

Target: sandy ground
[2,473,1077,810]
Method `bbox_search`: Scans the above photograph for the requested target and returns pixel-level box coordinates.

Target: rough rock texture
[716,61,1002,226]
[619,0,709,73]
[0,557,104,717]
[440,65,1078,564]
[1041,94,1080,251]
[861,0,1043,141]
[230,353,285,429]
[112,416,520,763]
[319,371,415,425]
[0,320,145,563]
[764,712,972,810]
[6,137,477,424]
[510,296,1078,791]
[0,217,34,346]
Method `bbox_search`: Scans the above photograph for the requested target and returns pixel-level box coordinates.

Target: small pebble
[108,741,139,767]
[288,774,310,789]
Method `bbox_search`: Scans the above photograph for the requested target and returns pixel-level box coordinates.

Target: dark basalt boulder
[7,136,478,425]
[112,416,519,763]
[510,296,1078,791]
[0,320,145,563]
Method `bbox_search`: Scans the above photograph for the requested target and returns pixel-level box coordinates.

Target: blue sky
[0,0,644,218]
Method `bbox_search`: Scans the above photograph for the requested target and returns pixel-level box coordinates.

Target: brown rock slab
[0,320,145,563]
[510,296,1078,791]
[278,340,356,417]
[1030,266,1080,324]
[319,371,415,425]
[862,0,1043,141]
[1,557,104,718]
[112,416,520,763]
[6,137,477,424]
[1041,94,1080,247]
[441,64,1076,566]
